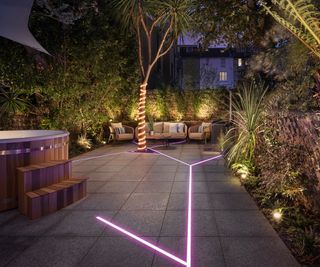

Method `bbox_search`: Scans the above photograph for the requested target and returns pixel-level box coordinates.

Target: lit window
[238,58,243,67]
[219,71,227,81]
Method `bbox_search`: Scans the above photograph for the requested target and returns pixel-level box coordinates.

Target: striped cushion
[115,127,125,134]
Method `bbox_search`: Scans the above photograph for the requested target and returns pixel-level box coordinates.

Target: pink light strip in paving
[148,147,189,166]
[191,154,223,167]
[92,143,222,267]
[73,151,129,163]
[96,216,187,266]
[187,165,192,267]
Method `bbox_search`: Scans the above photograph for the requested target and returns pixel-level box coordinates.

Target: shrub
[225,81,267,165]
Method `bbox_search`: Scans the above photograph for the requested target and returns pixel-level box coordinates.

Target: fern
[261,0,320,59]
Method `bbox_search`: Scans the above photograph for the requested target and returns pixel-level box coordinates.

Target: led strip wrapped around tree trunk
[137,83,147,151]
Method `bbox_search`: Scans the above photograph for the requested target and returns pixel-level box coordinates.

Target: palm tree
[110,0,194,151]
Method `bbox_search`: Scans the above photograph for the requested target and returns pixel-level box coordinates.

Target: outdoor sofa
[135,122,187,140]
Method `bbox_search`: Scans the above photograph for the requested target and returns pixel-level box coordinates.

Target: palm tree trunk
[137,82,147,151]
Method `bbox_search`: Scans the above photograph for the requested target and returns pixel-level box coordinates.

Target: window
[238,58,243,67]
[220,58,226,67]
[219,71,227,81]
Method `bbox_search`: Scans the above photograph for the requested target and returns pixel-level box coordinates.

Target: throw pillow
[115,127,125,134]
[202,122,211,132]
[163,122,171,133]
[177,123,185,133]
[111,122,122,129]
[169,123,178,133]
[198,125,204,133]
[153,122,163,133]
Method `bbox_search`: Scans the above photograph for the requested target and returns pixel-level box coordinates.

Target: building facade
[171,35,251,90]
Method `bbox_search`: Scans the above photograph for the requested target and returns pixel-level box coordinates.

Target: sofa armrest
[109,126,115,134]
[123,125,134,134]
[183,124,188,134]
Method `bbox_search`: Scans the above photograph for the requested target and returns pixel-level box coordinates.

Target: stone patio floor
[0,143,299,267]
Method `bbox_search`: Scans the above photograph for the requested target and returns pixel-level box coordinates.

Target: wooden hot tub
[0,130,69,211]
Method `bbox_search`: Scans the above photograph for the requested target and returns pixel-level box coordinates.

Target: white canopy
[0,0,49,54]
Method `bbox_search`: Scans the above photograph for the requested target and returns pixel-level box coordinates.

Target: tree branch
[136,17,145,78]
[150,13,165,35]
[150,19,173,69]
[158,38,175,58]
[138,4,152,64]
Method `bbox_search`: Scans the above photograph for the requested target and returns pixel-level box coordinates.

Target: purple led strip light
[92,142,222,266]
[73,151,130,163]
[96,216,187,266]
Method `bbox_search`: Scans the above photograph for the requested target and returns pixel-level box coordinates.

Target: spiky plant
[225,81,267,165]
[0,88,29,116]
[261,0,320,59]
[110,0,195,151]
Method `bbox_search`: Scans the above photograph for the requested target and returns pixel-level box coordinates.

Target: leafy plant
[261,0,320,59]
[225,81,267,164]
[77,134,92,150]
[0,88,29,115]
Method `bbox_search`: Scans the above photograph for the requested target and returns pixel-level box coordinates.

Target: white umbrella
[0,0,49,54]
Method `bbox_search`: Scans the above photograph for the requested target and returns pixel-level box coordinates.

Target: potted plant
[147,115,154,135]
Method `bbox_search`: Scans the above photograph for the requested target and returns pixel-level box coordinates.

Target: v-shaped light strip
[93,145,222,267]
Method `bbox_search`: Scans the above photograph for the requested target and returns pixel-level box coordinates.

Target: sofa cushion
[117,133,133,140]
[177,123,185,133]
[199,122,211,133]
[202,122,211,131]
[153,122,163,133]
[189,132,203,140]
[169,133,186,139]
[163,122,170,133]
[169,123,178,133]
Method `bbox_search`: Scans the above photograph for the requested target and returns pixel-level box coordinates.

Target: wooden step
[26,177,88,219]
[17,160,72,215]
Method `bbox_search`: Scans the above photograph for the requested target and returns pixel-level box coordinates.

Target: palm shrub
[261,0,320,59]
[0,88,29,116]
[225,81,267,166]
[110,0,195,151]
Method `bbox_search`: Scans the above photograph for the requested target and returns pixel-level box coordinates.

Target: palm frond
[261,0,320,59]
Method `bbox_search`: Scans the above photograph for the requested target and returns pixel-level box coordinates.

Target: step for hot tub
[25,178,88,219]
[17,160,72,190]
[16,160,81,217]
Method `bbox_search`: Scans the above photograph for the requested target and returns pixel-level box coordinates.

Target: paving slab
[103,210,165,237]
[221,237,299,267]
[79,236,155,267]
[122,193,170,211]
[47,211,114,237]
[0,143,298,267]
[0,237,35,266]
[7,237,97,267]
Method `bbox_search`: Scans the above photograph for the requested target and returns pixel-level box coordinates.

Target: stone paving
[0,143,299,267]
